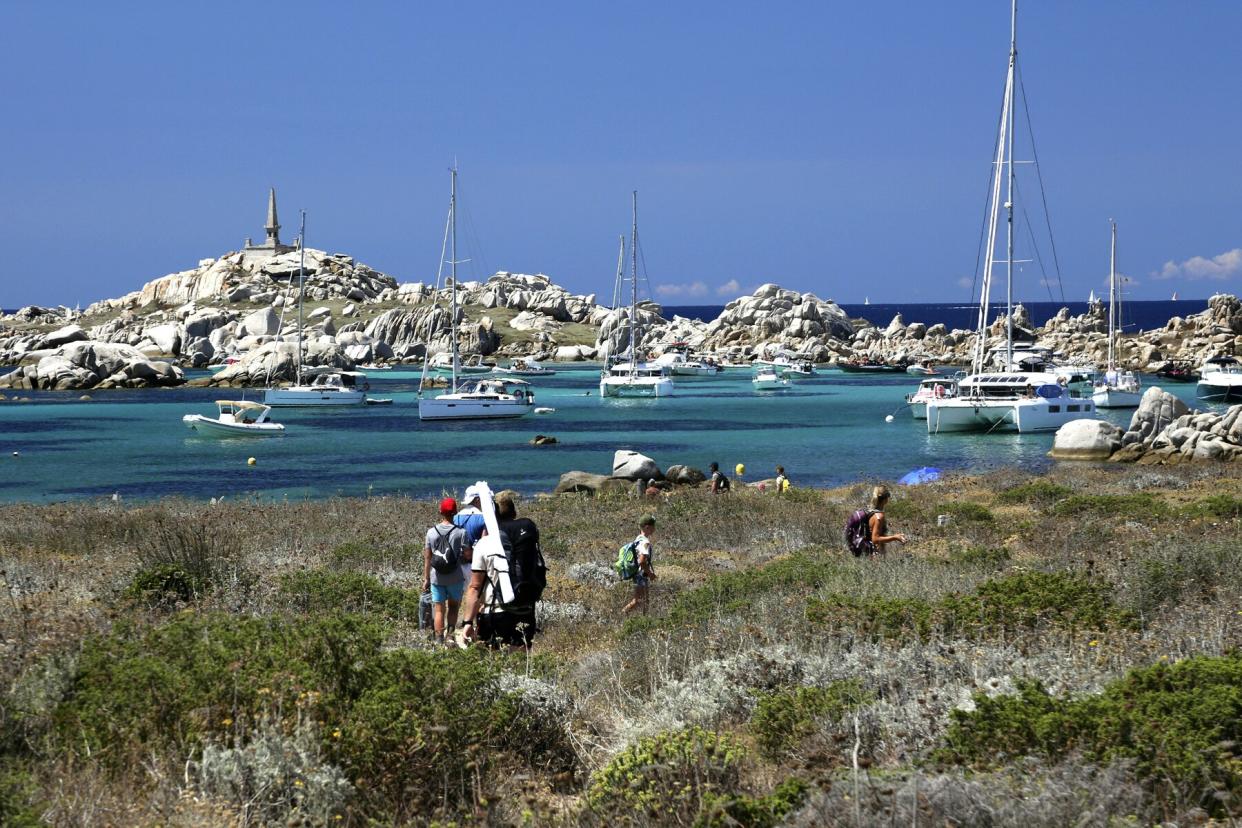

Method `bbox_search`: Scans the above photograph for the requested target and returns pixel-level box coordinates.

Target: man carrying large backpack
[423,497,472,646]
[461,487,546,651]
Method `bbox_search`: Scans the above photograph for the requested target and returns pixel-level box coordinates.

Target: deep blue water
[664,300,1209,332]
[0,366,1225,504]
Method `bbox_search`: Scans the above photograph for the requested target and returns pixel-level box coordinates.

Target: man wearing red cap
[423,497,472,646]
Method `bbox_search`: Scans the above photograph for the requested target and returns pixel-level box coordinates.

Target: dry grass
[0,463,1239,825]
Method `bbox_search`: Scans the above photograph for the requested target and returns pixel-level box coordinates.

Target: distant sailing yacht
[926,0,1096,434]
[1091,223,1141,409]
[1171,291,1178,301]
[599,191,674,398]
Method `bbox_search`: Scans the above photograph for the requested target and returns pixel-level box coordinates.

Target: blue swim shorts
[430,582,464,603]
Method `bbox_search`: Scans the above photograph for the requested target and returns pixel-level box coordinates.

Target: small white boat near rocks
[752,368,791,391]
[495,358,556,376]
[184,400,285,437]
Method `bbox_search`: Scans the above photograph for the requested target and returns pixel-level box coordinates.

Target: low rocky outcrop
[1049,419,1124,460]
[193,339,353,387]
[0,341,183,389]
[1102,386,1241,464]
[553,471,632,496]
[665,464,707,485]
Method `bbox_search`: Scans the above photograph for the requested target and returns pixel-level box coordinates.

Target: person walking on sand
[868,485,906,553]
[423,497,472,646]
[622,514,658,615]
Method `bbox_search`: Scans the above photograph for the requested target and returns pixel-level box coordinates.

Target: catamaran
[419,168,535,420]
[263,212,370,407]
[599,192,674,398]
[927,0,1096,434]
[1092,223,1141,408]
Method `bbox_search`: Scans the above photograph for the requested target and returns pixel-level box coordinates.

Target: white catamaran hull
[599,377,675,397]
[927,396,1095,434]
[263,387,366,406]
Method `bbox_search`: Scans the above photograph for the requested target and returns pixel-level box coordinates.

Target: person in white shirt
[622,514,657,615]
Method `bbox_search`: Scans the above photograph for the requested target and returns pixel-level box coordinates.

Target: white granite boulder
[1049,419,1124,460]
[612,450,663,481]
[239,306,280,338]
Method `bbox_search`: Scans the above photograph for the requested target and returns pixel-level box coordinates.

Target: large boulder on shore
[665,464,707,485]
[553,471,632,496]
[1049,419,1124,460]
[1120,387,1191,448]
[612,450,663,481]
[0,341,184,390]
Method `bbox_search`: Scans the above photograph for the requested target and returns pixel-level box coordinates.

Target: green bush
[0,762,42,828]
[278,569,420,621]
[949,546,1011,567]
[124,563,204,608]
[996,480,1072,504]
[807,571,1132,640]
[939,501,995,522]
[1184,494,1242,520]
[750,681,871,759]
[937,653,1242,814]
[586,727,747,824]
[1051,493,1167,519]
[697,777,809,828]
[128,509,242,594]
[623,550,839,637]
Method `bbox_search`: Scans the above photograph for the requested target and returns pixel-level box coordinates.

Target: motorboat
[905,377,959,420]
[183,400,285,437]
[418,168,536,421]
[1197,355,1242,402]
[779,359,815,378]
[926,2,1098,435]
[906,360,939,377]
[495,358,556,376]
[598,191,675,399]
[431,353,493,375]
[1154,361,1196,383]
[839,359,905,374]
[652,350,720,376]
[419,377,535,420]
[264,370,369,406]
[1091,223,1142,409]
[752,368,791,391]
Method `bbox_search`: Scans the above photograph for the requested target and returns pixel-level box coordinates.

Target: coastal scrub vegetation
[0,463,1238,824]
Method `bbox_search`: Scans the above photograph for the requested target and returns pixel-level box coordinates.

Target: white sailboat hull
[1091,386,1142,409]
[183,414,285,437]
[599,376,674,397]
[263,386,366,406]
[418,395,534,420]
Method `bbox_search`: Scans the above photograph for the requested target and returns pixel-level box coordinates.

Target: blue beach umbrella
[898,467,941,486]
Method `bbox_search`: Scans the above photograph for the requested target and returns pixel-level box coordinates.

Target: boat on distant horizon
[183,400,285,437]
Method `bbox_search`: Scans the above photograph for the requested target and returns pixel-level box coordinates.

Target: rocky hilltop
[2,229,1239,390]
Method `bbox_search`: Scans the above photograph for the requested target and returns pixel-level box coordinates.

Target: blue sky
[2,1,1240,308]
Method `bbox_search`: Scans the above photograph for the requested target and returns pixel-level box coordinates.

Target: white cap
[462,484,483,503]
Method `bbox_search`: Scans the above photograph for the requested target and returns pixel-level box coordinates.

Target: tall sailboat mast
[449,167,460,395]
[630,190,639,373]
[1107,221,1117,371]
[296,210,306,387]
[1005,0,1017,370]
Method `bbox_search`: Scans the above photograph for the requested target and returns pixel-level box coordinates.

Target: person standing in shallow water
[622,514,657,615]
[868,485,906,553]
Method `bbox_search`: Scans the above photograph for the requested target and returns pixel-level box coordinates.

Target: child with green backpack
[619,514,657,615]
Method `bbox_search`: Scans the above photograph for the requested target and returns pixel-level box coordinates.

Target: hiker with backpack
[845,485,906,557]
[619,514,658,615]
[461,487,547,650]
[423,497,472,645]
[708,462,731,494]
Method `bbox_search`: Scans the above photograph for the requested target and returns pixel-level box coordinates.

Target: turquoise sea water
[0,366,1223,504]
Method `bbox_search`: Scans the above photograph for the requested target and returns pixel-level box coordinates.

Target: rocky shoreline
[2,240,1240,390]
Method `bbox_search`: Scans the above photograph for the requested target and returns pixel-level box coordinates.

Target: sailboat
[418,168,535,421]
[264,212,370,407]
[599,191,675,397]
[1092,223,1141,408]
[926,0,1097,434]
